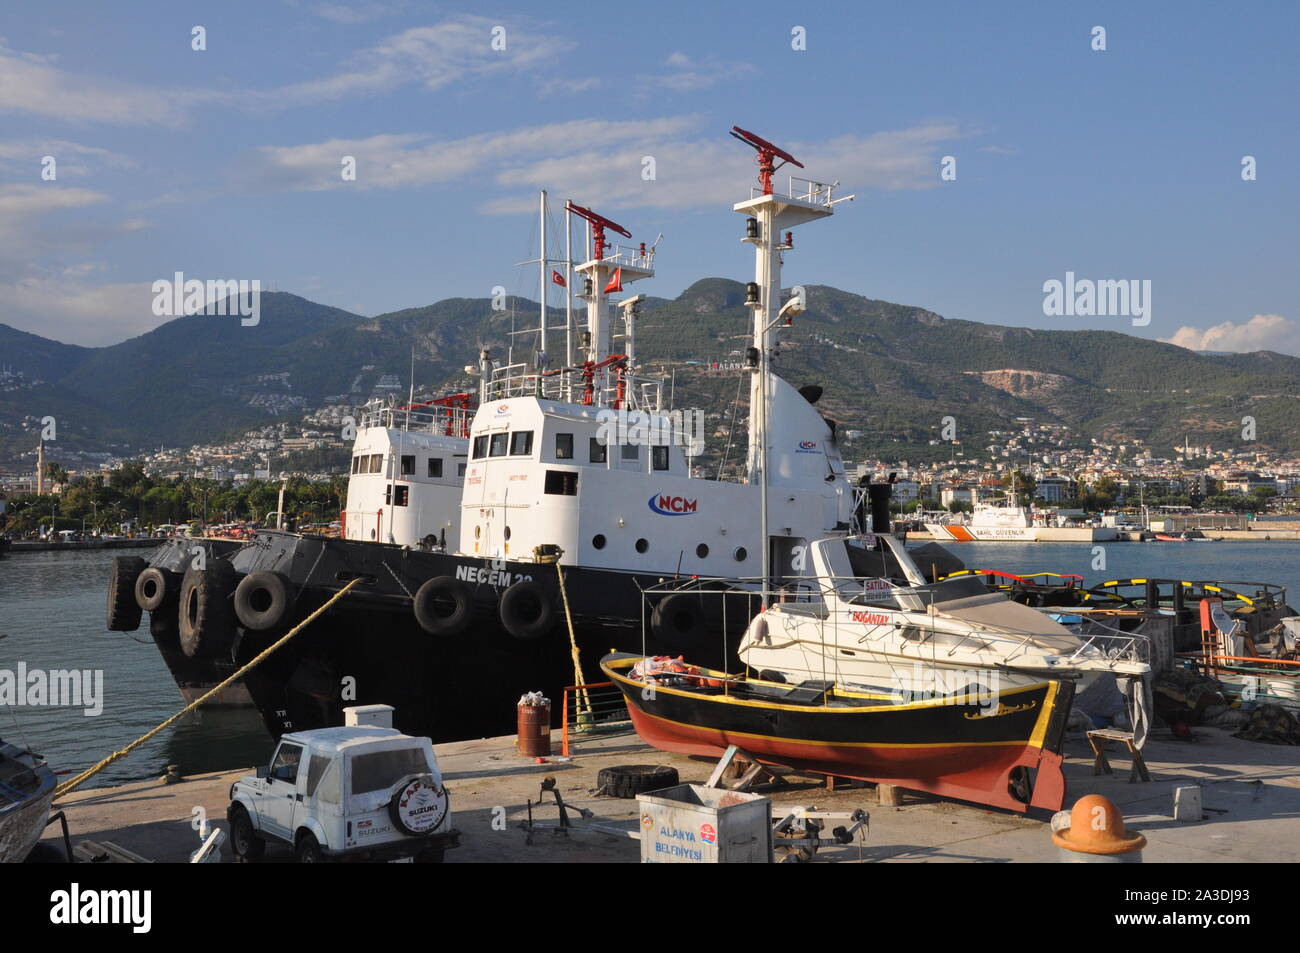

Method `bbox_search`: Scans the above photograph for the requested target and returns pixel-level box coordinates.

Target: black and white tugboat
[109,129,864,742]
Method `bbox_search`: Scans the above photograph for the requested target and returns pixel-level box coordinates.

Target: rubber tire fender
[134,566,180,613]
[233,570,293,632]
[650,592,703,649]
[178,560,239,659]
[107,555,146,631]
[412,575,473,637]
[498,579,556,641]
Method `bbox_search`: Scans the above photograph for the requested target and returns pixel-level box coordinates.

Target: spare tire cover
[388,774,449,836]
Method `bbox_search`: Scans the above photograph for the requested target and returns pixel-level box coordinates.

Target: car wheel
[296,832,325,863]
[229,806,265,862]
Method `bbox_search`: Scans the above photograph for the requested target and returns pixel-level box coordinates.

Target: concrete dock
[41,724,1300,863]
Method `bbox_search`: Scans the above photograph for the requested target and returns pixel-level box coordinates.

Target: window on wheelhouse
[489,432,509,457]
[400,454,415,476]
[367,453,383,474]
[472,435,488,459]
[652,446,670,471]
[589,437,607,464]
[555,433,574,460]
[621,444,639,461]
[510,430,534,456]
[544,470,578,496]
[428,457,443,478]
[351,456,361,475]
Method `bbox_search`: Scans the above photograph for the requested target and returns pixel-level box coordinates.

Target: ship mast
[567,201,654,404]
[730,125,852,606]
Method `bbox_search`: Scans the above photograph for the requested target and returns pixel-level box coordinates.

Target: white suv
[227,719,457,863]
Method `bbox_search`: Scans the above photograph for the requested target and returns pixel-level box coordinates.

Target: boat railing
[356,404,473,438]
[600,243,655,272]
[640,573,1151,667]
[749,176,845,208]
[483,362,664,411]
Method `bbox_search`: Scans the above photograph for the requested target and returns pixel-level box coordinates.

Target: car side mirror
[256,766,270,780]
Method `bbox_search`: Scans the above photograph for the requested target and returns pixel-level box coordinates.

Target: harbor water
[1,542,1297,788]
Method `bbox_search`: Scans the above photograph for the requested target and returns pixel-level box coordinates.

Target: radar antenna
[729,126,804,196]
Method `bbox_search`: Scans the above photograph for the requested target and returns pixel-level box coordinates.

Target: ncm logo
[648,494,698,515]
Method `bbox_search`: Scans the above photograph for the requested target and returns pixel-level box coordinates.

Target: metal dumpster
[637,784,773,863]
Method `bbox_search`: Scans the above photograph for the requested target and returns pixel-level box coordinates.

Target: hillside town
[1,389,1297,539]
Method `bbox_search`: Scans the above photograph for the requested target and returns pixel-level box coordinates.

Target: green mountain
[2,283,1297,468]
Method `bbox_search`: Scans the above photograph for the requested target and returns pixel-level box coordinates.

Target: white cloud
[641,52,757,93]
[1,277,158,346]
[0,184,155,344]
[0,138,135,177]
[236,118,968,214]
[1161,314,1300,356]
[0,16,571,125]
[0,41,194,126]
[304,1,408,24]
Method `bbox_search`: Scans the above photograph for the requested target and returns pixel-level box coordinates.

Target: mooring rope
[54,578,361,800]
[553,561,591,716]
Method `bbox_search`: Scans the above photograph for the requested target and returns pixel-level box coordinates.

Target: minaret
[36,438,45,495]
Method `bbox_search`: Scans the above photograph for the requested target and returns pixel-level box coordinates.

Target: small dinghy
[601,652,1075,814]
[0,738,57,862]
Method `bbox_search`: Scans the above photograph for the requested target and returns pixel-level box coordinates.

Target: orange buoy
[1052,794,1146,863]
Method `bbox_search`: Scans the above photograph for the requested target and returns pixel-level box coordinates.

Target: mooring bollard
[1051,794,1146,863]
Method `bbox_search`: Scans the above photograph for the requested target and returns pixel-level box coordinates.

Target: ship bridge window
[368,454,383,474]
[544,470,578,496]
[385,485,409,507]
[351,456,361,475]
[489,433,509,457]
[428,457,443,478]
[457,463,466,477]
[510,430,534,456]
[589,437,607,464]
[555,433,574,460]
[400,454,415,476]
[621,444,639,462]
[472,435,488,459]
[652,446,670,471]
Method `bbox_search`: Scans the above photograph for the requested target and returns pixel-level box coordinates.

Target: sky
[1,0,1297,355]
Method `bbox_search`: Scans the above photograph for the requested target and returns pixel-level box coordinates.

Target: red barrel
[516,701,551,757]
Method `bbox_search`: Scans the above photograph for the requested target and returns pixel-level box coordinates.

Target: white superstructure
[343,397,471,547]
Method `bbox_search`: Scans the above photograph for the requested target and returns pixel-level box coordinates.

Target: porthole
[474,525,481,539]
[696,543,709,559]
[504,526,512,541]
[635,538,648,554]
[733,546,748,562]
[592,534,606,550]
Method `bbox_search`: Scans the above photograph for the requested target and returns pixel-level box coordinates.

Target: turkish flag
[551,269,566,287]
[604,268,623,294]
